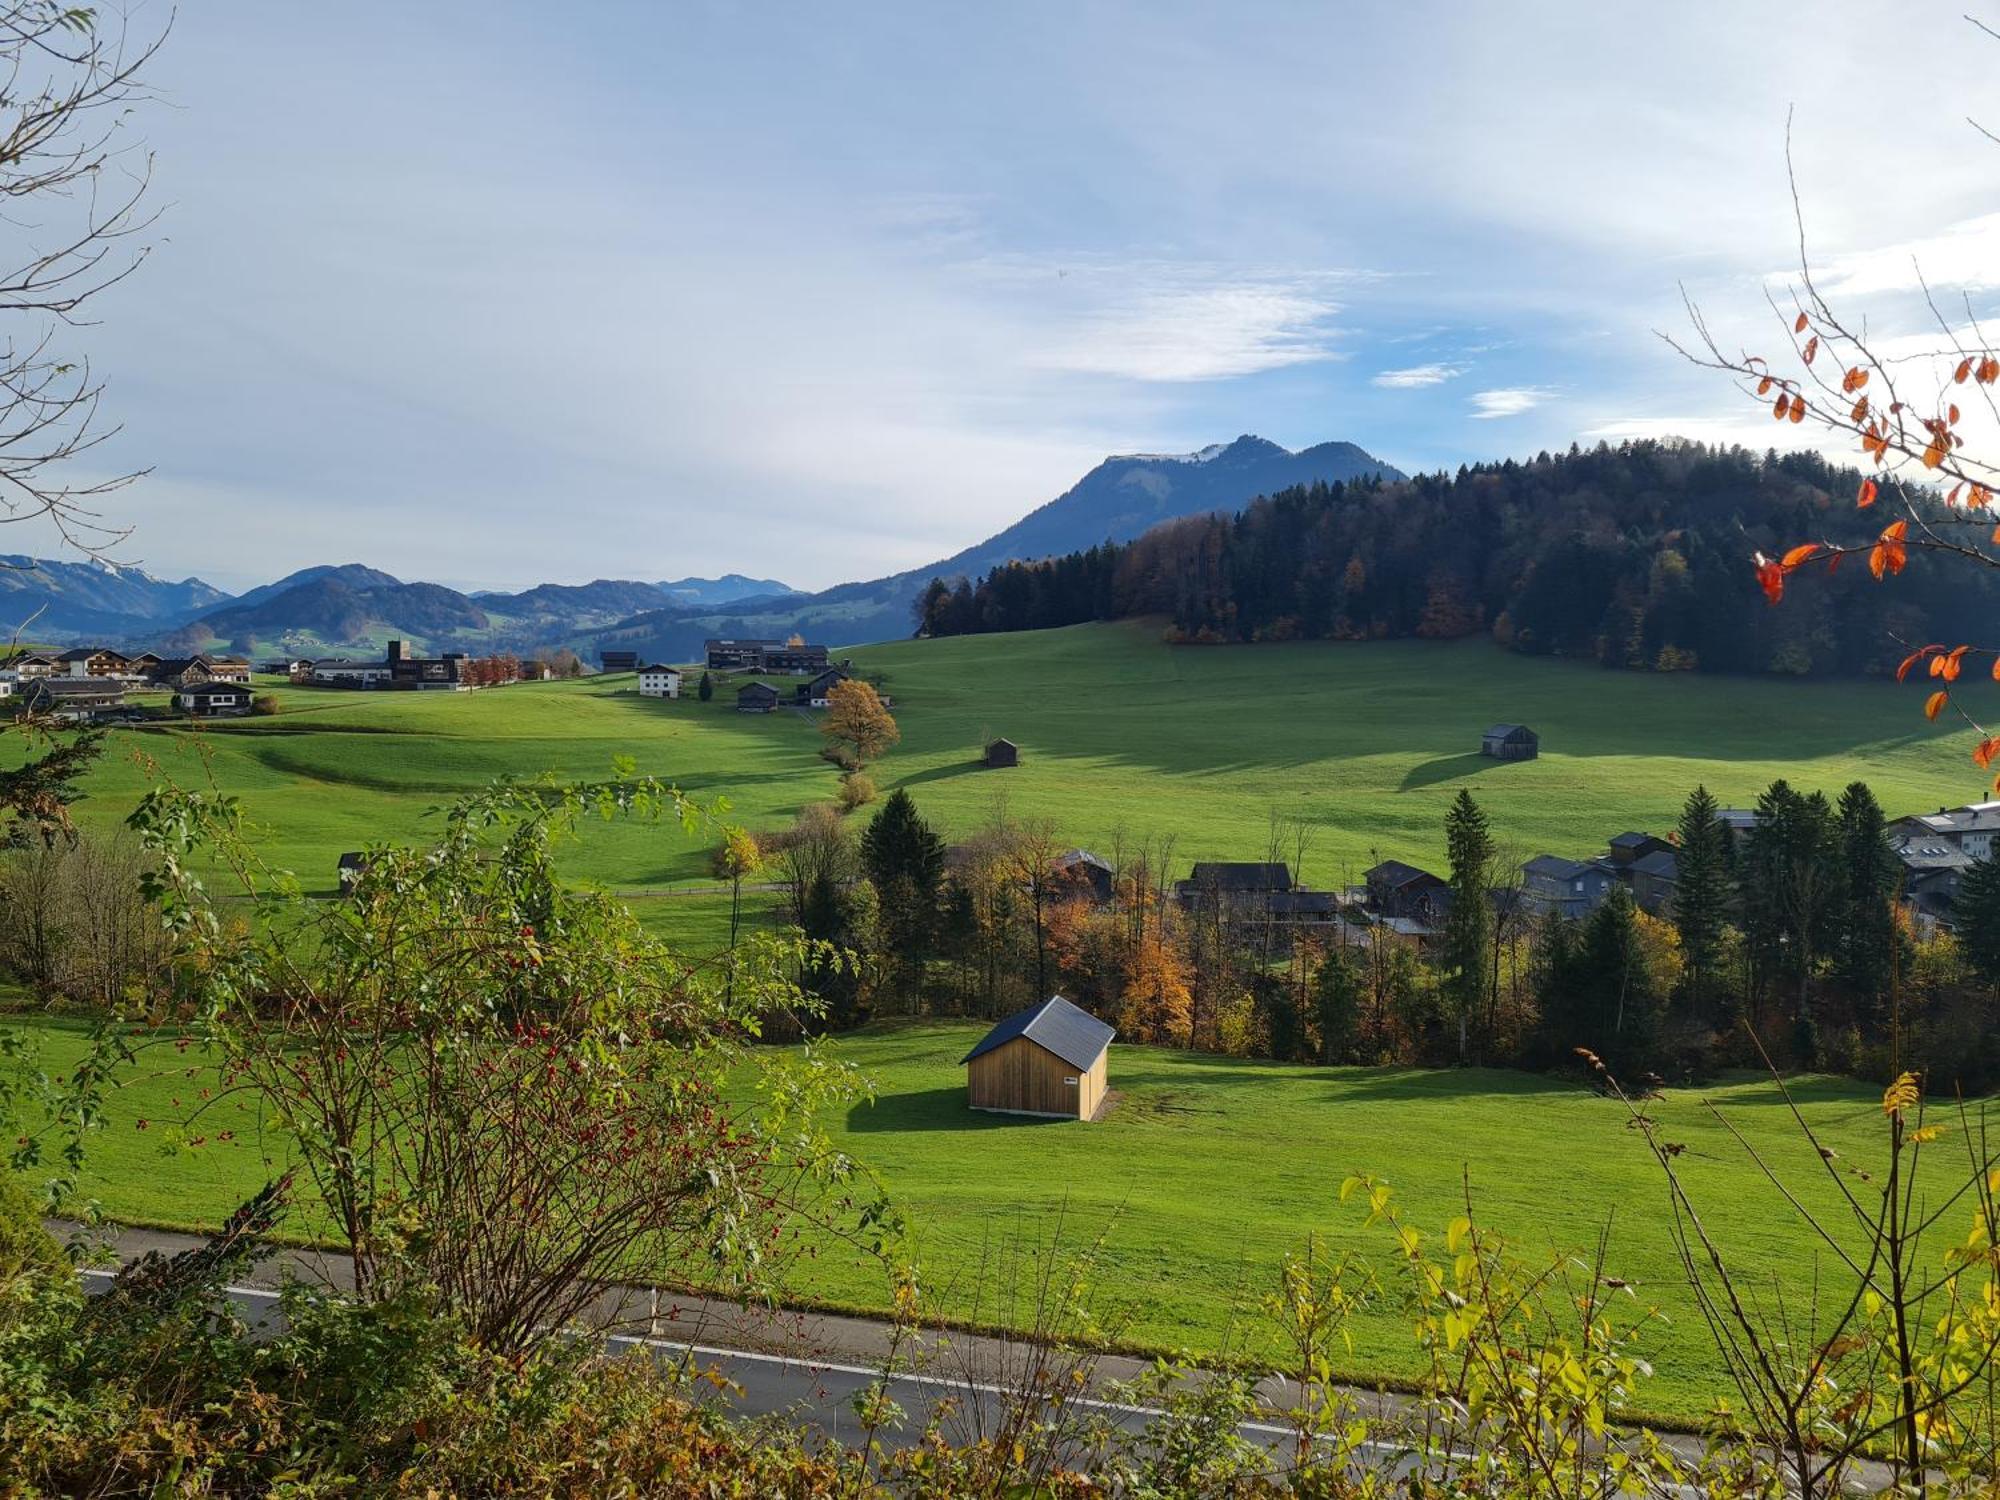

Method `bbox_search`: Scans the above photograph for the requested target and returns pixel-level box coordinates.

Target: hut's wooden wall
[967,1036,1105,1119]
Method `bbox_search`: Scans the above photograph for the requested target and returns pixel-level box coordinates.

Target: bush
[250,693,280,715]
[837,770,875,812]
[0,1172,61,1280]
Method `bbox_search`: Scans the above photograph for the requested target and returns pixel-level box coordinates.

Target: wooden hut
[736,681,780,713]
[984,737,1019,769]
[961,996,1113,1121]
[1480,723,1539,761]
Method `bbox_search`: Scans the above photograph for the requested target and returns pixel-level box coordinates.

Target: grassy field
[5,621,1989,904]
[3,1010,1940,1423]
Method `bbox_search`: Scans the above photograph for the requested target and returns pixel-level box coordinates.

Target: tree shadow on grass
[846,1085,1072,1134]
[888,759,990,790]
[1397,753,1507,792]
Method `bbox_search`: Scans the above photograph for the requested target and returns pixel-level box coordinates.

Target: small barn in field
[1480,723,1539,761]
[984,737,1019,769]
[736,681,780,713]
[961,996,1113,1121]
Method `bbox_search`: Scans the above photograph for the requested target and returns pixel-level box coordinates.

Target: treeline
[765,779,2000,1091]
[915,438,2000,677]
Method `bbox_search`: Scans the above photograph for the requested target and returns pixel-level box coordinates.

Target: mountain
[224,563,403,614]
[169,578,491,656]
[476,579,679,623]
[657,574,795,608]
[0,554,232,640]
[587,435,1402,662]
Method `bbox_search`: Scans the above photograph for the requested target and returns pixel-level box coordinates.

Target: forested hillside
[919,440,1992,678]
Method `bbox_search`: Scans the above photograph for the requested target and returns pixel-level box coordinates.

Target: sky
[10,0,2000,594]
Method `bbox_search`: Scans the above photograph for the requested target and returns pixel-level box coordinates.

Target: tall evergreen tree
[1576,884,1659,1073]
[1833,781,1904,1010]
[1312,943,1362,1064]
[1739,780,1837,1062]
[860,789,947,1009]
[1958,855,2000,989]
[1441,788,1494,1062]
[1672,784,1730,1018]
[696,670,713,702]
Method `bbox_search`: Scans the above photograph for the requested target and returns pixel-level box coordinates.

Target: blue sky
[20,0,2000,592]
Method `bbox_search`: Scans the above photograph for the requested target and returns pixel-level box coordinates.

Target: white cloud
[1030,272,1350,383]
[1809,213,2000,299]
[1469,387,1552,419]
[1373,361,1468,388]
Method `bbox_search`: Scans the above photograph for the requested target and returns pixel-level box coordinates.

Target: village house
[1628,849,1679,916]
[1893,802,2000,861]
[1892,833,1975,932]
[599,649,639,674]
[736,681,779,713]
[704,637,831,674]
[961,995,1114,1121]
[16,676,126,721]
[1051,849,1116,904]
[153,654,252,689]
[796,665,848,707]
[309,657,394,688]
[637,663,682,699]
[1520,854,1617,920]
[178,680,254,717]
[386,640,465,689]
[1362,859,1450,921]
[1606,831,1672,867]
[57,646,130,677]
[1480,723,1539,761]
[8,652,57,678]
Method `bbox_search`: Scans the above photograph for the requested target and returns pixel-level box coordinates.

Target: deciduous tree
[822,678,900,765]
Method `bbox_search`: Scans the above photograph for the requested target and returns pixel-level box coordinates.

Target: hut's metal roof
[960,995,1114,1072]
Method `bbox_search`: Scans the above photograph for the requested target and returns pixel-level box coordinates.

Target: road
[60,1221,1891,1490]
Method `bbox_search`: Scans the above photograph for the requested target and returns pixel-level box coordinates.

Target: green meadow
[9,621,1991,904]
[3,1012,1943,1423]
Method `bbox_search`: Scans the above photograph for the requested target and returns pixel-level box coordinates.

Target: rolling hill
[588,435,1402,661]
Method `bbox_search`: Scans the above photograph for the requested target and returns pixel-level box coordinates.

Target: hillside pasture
[1,1012,1948,1424]
[4,624,1986,908]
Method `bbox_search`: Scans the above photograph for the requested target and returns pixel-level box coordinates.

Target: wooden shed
[984,737,1019,769]
[961,996,1113,1121]
[1480,723,1539,761]
[736,681,780,713]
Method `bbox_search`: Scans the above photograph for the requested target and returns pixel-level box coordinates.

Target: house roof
[1054,848,1114,874]
[1523,854,1589,880]
[986,737,1017,751]
[57,646,120,661]
[24,678,122,698]
[1269,889,1339,915]
[1609,831,1663,851]
[1364,859,1441,889]
[1483,723,1534,738]
[1894,838,1976,872]
[637,663,680,674]
[1630,849,1679,879]
[960,995,1114,1072]
[737,681,778,697]
[181,681,249,697]
[1186,861,1293,892]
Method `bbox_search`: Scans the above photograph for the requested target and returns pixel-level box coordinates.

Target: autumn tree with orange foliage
[822,678,900,765]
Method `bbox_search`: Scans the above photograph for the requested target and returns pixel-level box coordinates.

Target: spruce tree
[1441,788,1494,1062]
[861,789,946,1007]
[1577,884,1657,1073]
[697,670,713,702]
[1312,943,1362,1064]
[1959,855,2000,988]
[1672,784,1729,1016]
[1834,781,1903,1009]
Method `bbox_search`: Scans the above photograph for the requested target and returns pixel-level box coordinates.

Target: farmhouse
[961,995,1114,1121]
[796,666,848,706]
[16,677,125,721]
[8,652,56,677]
[704,637,830,674]
[599,649,639,674]
[386,640,465,689]
[1051,848,1116,904]
[736,681,779,713]
[1363,860,1449,920]
[1520,854,1615,920]
[57,646,130,677]
[1607,831,1672,866]
[1628,849,1679,916]
[1893,802,2000,861]
[1480,723,1539,760]
[178,681,253,717]
[154,654,252,689]
[637,663,682,699]
[984,737,1019,768]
